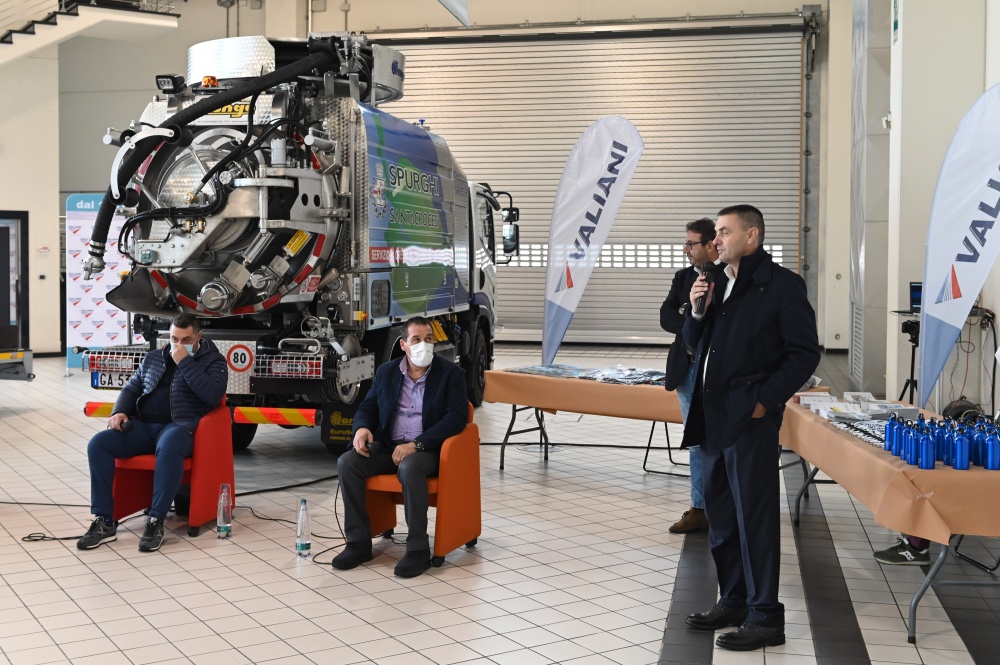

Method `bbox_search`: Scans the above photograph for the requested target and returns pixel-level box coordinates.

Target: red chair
[365,404,481,566]
[104,399,234,537]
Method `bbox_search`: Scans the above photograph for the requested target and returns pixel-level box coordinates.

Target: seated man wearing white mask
[77,313,228,553]
[333,315,470,577]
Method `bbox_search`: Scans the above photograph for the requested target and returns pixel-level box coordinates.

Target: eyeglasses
[682,240,709,250]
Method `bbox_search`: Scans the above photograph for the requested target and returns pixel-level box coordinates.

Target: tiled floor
[0,345,994,664]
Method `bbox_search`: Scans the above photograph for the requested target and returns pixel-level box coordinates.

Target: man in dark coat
[334,316,470,578]
[660,217,718,534]
[78,313,228,553]
[682,205,820,651]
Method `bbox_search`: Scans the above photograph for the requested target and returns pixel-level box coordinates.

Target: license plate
[91,372,129,390]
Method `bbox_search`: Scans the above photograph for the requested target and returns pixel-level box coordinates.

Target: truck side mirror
[502,223,520,255]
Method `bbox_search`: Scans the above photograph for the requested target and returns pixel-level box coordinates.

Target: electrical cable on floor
[15,473,344,545]
[21,513,144,542]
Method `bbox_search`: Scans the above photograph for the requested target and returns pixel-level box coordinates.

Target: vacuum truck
[81,33,520,452]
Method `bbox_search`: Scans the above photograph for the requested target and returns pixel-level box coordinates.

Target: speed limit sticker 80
[227,344,255,373]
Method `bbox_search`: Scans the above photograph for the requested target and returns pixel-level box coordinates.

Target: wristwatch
[414,440,425,452]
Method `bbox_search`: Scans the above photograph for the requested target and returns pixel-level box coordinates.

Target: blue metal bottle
[901,420,915,457]
[944,425,957,466]
[918,428,936,469]
[953,428,971,470]
[904,425,919,465]
[973,425,988,466]
[884,414,898,453]
[985,430,1000,470]
[934,420,947,462]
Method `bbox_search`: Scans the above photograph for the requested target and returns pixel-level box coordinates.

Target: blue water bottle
[884,414,898,452]
[973,425,988,466]
[934,420,947,462]
[903,424,919,465]
[953,428,971,470]
[918,428,936,469]
[944,424,957,466]
[985,429,1000,470]
[893,420,913,459]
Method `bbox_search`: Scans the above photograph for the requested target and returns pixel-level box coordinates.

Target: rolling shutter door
[377,28,805,343]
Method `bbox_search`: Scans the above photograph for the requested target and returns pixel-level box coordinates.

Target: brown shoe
[669,508,709,534]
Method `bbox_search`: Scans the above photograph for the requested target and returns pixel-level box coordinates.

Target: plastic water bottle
[217,483,232,539]
[295,498,311,558]
[985,430,1000,470]
[918,428,936,469]
[953,429,971,470]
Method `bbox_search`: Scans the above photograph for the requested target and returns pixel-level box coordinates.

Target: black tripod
[899,319,919,404]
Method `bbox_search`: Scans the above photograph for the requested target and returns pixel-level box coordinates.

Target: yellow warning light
[202,75,219,88]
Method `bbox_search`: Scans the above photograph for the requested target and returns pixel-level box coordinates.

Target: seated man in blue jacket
[77,313,228,553]
[334,315,470,578]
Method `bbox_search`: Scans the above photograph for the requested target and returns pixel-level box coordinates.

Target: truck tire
[466,328,488,406]
[232,423,257,452]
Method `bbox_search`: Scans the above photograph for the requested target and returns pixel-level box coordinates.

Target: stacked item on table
[505,364,597,378]
[885,412,1000,470]
[801,390,918,422]
[580,364,666,385]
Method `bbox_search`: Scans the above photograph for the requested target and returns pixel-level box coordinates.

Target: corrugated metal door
[377,28,805,343]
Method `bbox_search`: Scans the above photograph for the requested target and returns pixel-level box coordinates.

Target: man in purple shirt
[334,316,470,577]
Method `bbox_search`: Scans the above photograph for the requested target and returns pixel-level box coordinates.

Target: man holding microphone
[681,205,820,651]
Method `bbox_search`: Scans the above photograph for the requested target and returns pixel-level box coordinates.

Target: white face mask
[174,342,196,355]
[407,341,434,368]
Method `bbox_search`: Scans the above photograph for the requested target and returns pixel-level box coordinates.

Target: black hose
[86,48,338,266]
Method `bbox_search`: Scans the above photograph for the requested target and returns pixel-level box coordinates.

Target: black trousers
[701,415,784,628]
[337,446,440,551]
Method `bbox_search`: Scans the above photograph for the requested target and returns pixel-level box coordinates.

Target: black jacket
[113,339,228,433]
[660,264,699,390]
[681,248,820,450]
[352,356,469,452]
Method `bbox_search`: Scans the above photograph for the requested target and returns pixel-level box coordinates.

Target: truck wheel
[466,329,487,406]
[232,423,257,452]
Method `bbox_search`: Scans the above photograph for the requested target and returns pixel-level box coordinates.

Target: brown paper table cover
[779,403,1000,544]
[483,369,683,423]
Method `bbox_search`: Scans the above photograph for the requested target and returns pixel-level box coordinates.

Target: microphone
[694,262,715,316]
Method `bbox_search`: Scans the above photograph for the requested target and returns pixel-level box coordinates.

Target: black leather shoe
[331,541,374,570]
[394,549,431,578]
[716,622,785,651]
[685,603,749,631]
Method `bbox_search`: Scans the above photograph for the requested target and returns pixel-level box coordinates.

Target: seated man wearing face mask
[333,315,470,578]
[77,313,228,553]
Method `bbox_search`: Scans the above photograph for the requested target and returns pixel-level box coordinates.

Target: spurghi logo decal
[372,163,388,218]
[207,102,251,119]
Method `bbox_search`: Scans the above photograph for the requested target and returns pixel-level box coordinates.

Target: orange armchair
[84,399,235,537]
[364,404,481,566]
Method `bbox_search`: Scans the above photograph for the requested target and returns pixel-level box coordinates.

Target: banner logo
[555,265,574,292]
[935,266,963,304]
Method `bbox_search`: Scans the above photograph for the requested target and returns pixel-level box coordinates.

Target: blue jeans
[676,360,704,510]
[88,421,194,521]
